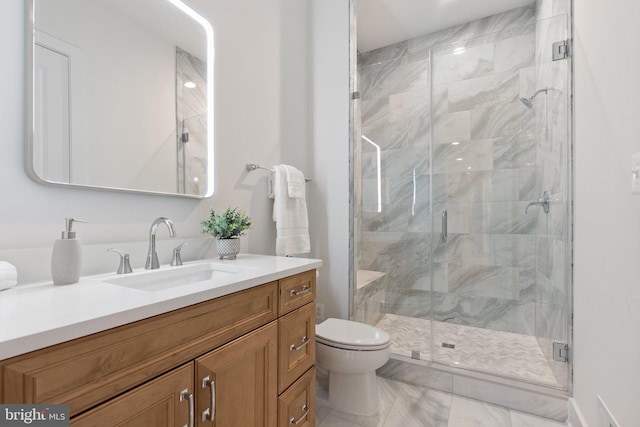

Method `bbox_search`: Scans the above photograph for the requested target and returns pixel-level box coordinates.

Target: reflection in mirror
[28,0,214,198]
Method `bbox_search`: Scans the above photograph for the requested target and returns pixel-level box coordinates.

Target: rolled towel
[0,261,18,291]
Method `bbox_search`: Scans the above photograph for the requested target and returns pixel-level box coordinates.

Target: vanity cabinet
[195,322,278,427]
[0,269,317,427]
[71,363,194,427]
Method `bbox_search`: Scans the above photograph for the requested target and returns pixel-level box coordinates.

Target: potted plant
[201,207,252,260]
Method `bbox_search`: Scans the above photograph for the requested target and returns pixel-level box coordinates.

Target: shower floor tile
[375,313,560,386]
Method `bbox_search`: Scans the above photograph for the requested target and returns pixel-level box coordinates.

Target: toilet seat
[316,318,390,351]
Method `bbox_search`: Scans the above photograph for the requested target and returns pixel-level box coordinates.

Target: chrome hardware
[107,248,132,274]
[352,91,361,100]
[179,388,194,427]
[289,404,309,425]
[201,408,210,423]
[553,342,569,362]
[145,217,176,270]
[290,336,310,352]
[525,191,551,214]
[210,379,216,421]
[171,242,189,266]
[441,210,448,243]
[290,285,311,297]
[552,39,569,61]
[200,376,215,421]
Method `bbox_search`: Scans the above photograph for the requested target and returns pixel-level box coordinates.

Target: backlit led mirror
[27,0,214,198]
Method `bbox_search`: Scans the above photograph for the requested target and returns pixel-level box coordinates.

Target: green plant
[201,207,252,239]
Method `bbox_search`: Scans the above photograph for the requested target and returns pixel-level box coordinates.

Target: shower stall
[350,0,572,393]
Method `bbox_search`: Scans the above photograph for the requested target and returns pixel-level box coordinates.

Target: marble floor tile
[375,313,559,385]
[383,382,452,427]
[318,414,364,427]
[447,395,511,426]
[316,376,567,427]
[510,410,567,427]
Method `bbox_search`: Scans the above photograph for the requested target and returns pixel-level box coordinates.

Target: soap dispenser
[51,218,87,285]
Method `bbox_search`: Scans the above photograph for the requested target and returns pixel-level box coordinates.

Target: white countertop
[0,254,322,360]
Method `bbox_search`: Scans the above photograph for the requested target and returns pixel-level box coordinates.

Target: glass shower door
[429,14,571,389]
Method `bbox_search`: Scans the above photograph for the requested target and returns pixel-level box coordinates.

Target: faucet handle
[107,248,133,274]
[170,242,189,267]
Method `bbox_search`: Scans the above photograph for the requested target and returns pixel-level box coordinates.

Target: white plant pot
[216,238,240,260]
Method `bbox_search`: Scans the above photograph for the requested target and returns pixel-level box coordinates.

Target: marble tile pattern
[176,47,207,195]
[375,313,559,386]
[316,374,566,427]
[355,1,570,378]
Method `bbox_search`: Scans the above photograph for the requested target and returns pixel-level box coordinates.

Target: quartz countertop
[0,254,322,360]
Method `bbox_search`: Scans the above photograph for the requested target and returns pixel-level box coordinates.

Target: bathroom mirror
[27,0,214,198]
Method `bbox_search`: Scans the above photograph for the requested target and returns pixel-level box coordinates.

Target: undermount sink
[102,262,241,292]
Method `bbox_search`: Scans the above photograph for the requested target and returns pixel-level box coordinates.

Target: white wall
[0,0,309,283]
[573,1,640,426]
[37,0,177,192]
[309,0,351,320]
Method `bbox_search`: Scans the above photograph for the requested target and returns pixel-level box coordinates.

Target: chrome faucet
[145,217,176,270]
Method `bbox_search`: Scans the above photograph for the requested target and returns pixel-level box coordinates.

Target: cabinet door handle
[179,388,194,427]
[290,284,311,297]
[290,336,310,352]
[201,376,211,422]
[289,404,309,425]
[201,376,216,421]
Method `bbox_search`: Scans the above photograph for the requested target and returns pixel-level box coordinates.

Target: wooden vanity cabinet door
[71,363,193,427]
[278,367,315,427]
[278,302,315,394]
[195,321,278,427]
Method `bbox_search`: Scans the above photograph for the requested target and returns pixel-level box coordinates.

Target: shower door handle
[441,210,447,243]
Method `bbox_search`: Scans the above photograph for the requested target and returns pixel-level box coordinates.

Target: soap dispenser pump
[51,218,87,285]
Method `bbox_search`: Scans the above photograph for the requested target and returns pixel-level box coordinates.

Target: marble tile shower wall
[176,47,207,195]
[355,5,541,335]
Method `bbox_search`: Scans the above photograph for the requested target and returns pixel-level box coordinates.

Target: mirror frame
[25,0,215,199]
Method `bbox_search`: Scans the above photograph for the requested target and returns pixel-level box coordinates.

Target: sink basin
[103,262,239,292]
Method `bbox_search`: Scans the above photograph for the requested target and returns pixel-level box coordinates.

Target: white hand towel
[284,165,305,199]
[273,165,310,256]
[0,261,18,291]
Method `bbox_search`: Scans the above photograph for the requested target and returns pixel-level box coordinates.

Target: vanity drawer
[0,282,277,416]
[278,270,315,316]
[278,302,315,394]
[278,367,315,427]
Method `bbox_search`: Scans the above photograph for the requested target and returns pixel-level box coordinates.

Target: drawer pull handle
[290,336,310,352]
[289,404,309,425]
[179,388,194,427]
[290,284,311,297]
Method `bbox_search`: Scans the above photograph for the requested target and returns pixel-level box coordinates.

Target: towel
[0,261,18,291]
[273,165,310,256]
[284,165,305,198]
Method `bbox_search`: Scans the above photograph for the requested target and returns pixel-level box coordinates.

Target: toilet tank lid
[316,318,390,347]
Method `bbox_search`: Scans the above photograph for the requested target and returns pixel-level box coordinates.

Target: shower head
[519,97,534,108]
[520,88,550,108]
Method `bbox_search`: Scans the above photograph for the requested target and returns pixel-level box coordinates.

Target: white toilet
[315,318,391,416]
